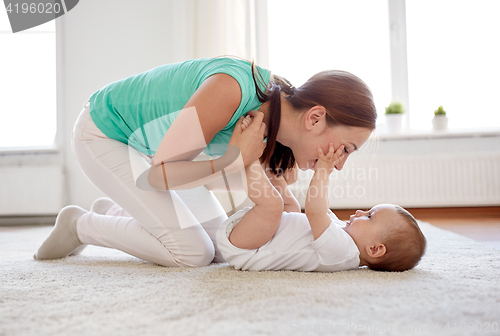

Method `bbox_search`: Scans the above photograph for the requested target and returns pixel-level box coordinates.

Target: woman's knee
[174,239,215,268]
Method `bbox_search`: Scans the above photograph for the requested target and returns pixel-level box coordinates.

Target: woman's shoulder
[201,56,270,78]
[203,56,251,67]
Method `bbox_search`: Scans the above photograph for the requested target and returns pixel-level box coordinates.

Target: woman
[34,56,376,267]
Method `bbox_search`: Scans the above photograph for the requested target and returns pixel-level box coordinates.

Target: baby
[216,116,427,272]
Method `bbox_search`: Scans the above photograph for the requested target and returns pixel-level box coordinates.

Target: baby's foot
[240,115,253,131]
[34,206,88,260]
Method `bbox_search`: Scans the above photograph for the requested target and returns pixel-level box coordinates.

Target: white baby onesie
[216,207,360,272]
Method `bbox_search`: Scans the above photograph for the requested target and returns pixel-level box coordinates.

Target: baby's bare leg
[228,160,283,249]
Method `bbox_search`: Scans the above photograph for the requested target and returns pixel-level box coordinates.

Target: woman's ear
[304,106,326,131]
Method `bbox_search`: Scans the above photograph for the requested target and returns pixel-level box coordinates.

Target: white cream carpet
[1,221,499,336]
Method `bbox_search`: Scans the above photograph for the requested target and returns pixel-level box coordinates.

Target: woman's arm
[147,143,244,190]
[305,144,344,240]
[147,74,267,191]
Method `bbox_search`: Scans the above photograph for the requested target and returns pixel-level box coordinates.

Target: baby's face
[342,204,403,247]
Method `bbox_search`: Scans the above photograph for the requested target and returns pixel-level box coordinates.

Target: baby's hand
[240,115,253,131]
[315,143,344,174]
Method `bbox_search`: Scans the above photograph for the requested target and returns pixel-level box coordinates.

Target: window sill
[374,127,500,141]
[0,144,60,155]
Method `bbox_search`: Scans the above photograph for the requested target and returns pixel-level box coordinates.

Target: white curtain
[171,0,269,68]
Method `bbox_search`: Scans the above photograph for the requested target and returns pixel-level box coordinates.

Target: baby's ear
[366,244,386,258]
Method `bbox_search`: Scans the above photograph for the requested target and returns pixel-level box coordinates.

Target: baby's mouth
[312,159,318,170]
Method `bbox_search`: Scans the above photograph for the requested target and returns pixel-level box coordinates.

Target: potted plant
[432,105,448,131]
[385,102,404,133]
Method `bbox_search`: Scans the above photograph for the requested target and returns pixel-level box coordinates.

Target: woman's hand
[228,110,267,167]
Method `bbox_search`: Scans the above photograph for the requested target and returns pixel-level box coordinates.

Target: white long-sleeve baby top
[216,207,360,272]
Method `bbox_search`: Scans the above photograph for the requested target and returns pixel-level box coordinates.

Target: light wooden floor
[333,207,500,250]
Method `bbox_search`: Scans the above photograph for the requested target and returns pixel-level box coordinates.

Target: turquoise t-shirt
[89,57,271,157]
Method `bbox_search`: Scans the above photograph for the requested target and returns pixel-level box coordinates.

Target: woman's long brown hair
[250,59,377,175]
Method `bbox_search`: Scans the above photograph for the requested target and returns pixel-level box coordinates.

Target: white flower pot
[432,115,448,130]
[385,114,404,133]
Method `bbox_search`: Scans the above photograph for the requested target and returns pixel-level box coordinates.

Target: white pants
[71,100,228,267]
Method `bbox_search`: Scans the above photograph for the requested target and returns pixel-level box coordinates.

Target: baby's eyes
[344,147,350,154]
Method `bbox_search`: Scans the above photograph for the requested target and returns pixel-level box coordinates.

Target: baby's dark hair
[368,206,427,272]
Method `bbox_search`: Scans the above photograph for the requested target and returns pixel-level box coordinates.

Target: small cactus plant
[385,102,404,114]
[432,105,448,130]
[434,106,446,116]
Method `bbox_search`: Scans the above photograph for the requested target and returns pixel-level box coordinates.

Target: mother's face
[293,123,372,171]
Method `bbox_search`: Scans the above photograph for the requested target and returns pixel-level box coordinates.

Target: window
[406,0,500,129]
[268,0,500,131]
[0,10,56,147]
[267,0,391,128]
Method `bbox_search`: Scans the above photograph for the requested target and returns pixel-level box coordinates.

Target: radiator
[289,152,500,209]
[0,165,64,215]
[1,153,498,217]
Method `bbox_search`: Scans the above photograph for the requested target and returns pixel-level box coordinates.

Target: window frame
[0,17,62,155]
[387,0,500,136]
[388,0,410,132]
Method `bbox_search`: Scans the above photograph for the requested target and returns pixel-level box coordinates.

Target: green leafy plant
[385,102,404,114]
[434,105,446,116]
